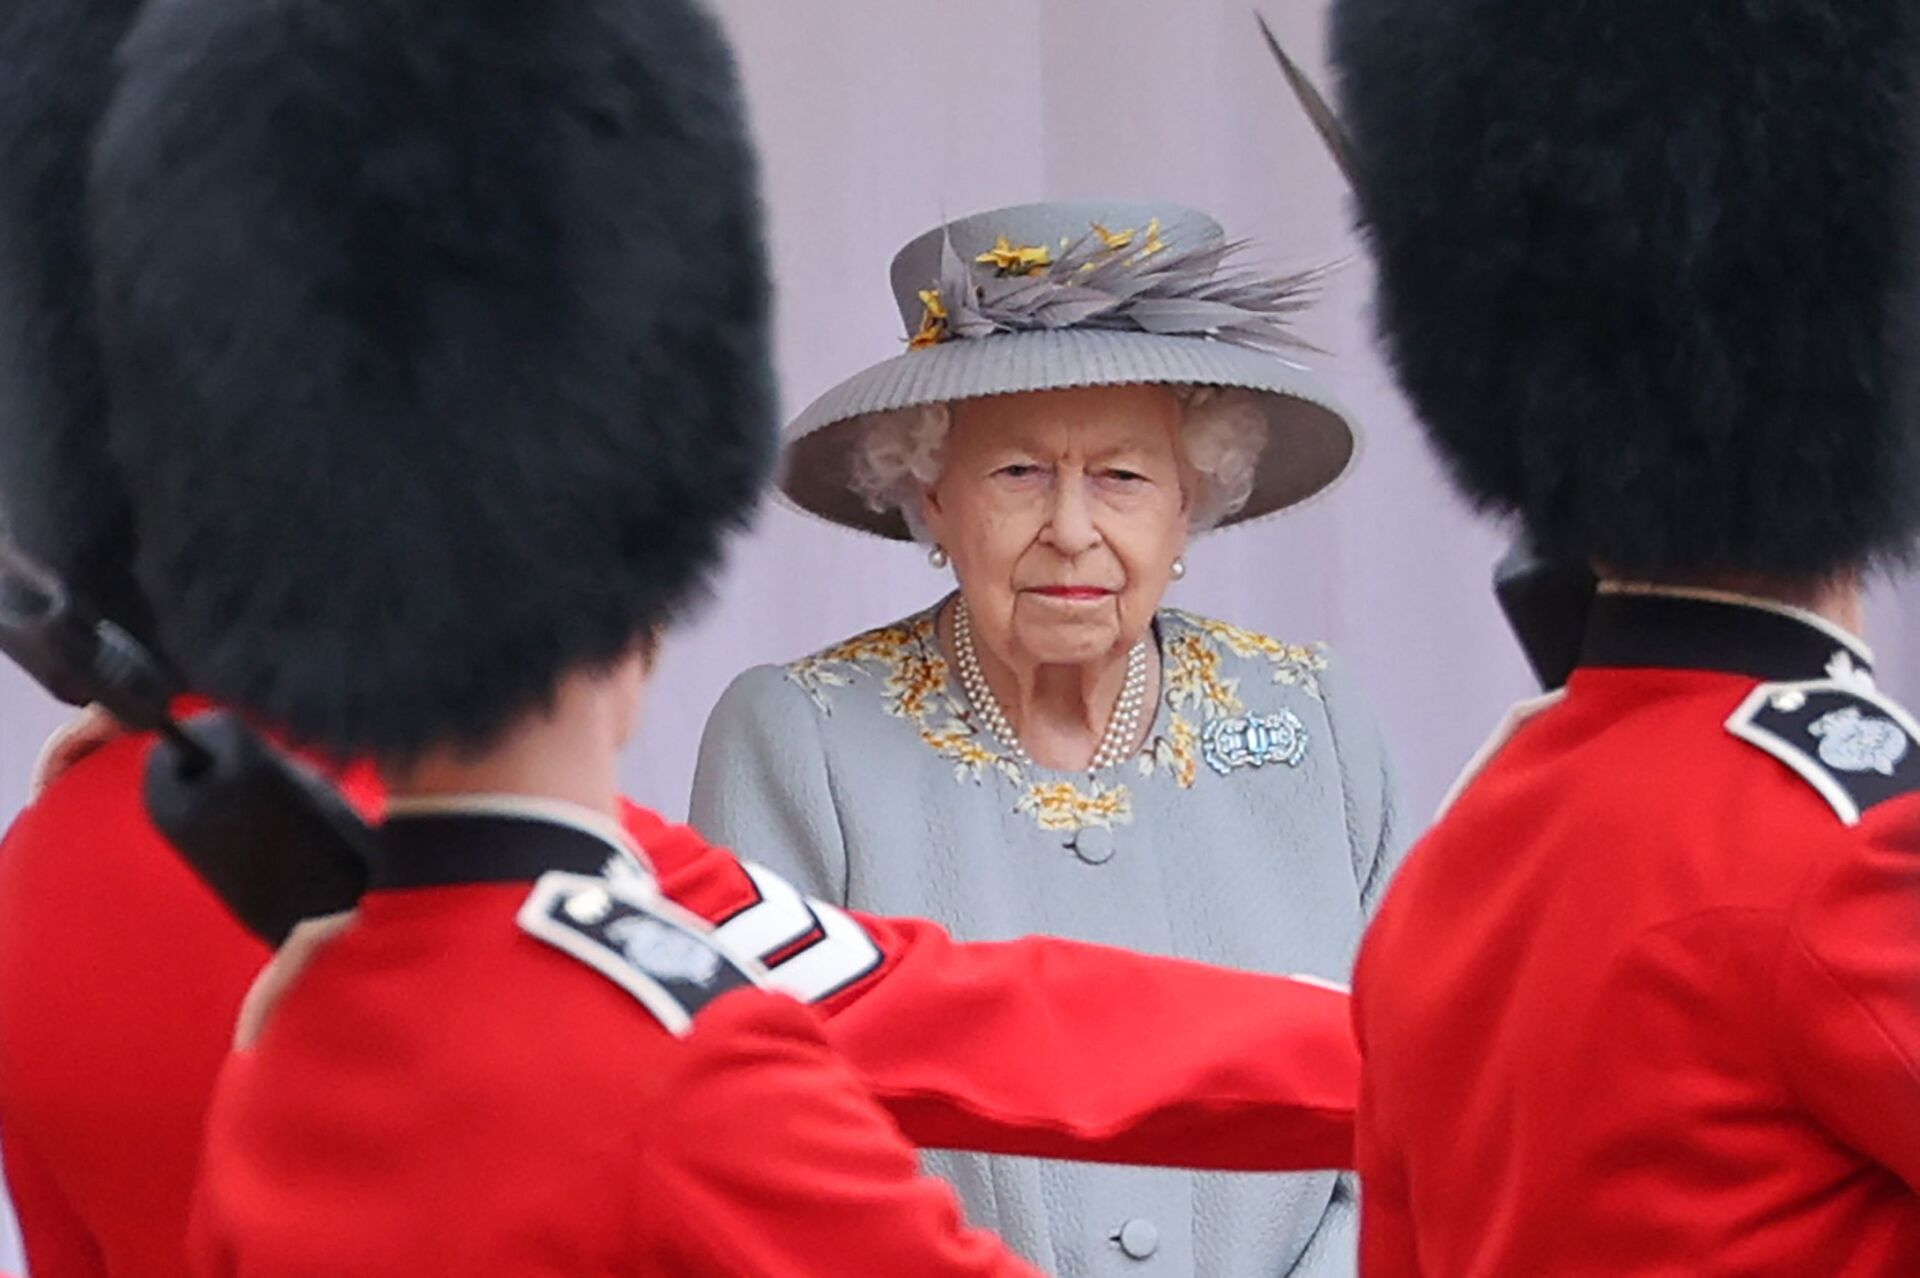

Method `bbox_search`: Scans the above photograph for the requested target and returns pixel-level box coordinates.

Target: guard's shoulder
[1726,677,1920,826]
[517,870,765,1037]
[1434,689,1568,822]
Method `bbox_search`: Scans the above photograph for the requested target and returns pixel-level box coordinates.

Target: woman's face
[923,384,1191,671]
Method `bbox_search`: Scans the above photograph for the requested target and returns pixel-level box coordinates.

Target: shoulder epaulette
[518,871,764,1037]
[1727,678,1920,826]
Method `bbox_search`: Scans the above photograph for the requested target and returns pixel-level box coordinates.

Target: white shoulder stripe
[710,861,819,957]
[710,862,884,1004]
[757,897,882,1002]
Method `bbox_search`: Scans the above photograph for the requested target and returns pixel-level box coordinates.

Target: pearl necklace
[952,597,1152,773]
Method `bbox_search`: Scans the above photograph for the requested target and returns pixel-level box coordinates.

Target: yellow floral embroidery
[787,620,923,710]
[789,616,1022,785]
[1163,632,1244,719]
[1170,610,1328,698]
[922,723,1018,784]
[1017,780,1133,832]
[1147,713,1200,789]
[883,639,946,720]
[785,608,1321,830]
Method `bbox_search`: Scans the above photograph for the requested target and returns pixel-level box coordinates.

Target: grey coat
[690,601,1403,1278]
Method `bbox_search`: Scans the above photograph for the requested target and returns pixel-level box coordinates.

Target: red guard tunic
[0,717,382,1278]
[0,729,1355,1277]
[190,802,1044,1276]
[1355,589,1920,1277]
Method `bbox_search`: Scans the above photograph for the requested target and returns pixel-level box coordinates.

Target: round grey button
[1070,826,1116,865]
[1114,1218,1160,1260]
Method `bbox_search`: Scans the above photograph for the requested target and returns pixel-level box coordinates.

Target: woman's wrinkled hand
[29,704,130,802]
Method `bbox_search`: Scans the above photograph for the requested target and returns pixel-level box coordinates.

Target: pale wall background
[3,1,1917,1268]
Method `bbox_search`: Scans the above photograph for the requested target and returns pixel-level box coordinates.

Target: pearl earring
[1170,556,1187,581]
[929,546,950,570]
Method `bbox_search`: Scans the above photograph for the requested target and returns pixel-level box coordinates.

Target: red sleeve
[1773,805,1920,1189]
[635,803,1357,1172]
[0,1125,107,1278]
[636,993,1039,1278]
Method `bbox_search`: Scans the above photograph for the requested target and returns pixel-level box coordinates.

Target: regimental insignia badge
[1808,706,1911,777]
[1201,710,1309,777]
[518,871,764,1036]
[1727,679,1920,825]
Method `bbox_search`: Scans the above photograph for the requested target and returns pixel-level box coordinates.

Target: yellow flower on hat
[976,235,1052,276]
[909,287,949,350]
[1133,217,1166,260]
[1092,221,1136,251]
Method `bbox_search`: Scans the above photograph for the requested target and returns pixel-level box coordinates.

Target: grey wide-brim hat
[781,200,1358,539]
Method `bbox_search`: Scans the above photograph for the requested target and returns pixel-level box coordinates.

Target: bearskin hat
[88,0,775,761]
[0,0,156,646]
[1329,0,1920,580]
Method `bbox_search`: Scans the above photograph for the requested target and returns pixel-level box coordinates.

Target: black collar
[371,810,638,890]
[1578,588,1872,683]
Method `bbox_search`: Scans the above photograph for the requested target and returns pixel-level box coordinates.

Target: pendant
[1201,710,1308,776]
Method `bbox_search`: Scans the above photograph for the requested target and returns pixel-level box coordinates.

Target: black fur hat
[89,0,775,760]
[0,0,156,645]
[1329,0,1920,580]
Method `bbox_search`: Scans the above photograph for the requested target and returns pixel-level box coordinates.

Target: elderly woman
[691,201,1401,1278]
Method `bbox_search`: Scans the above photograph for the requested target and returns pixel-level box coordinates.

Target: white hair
[846,386,1269,543]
